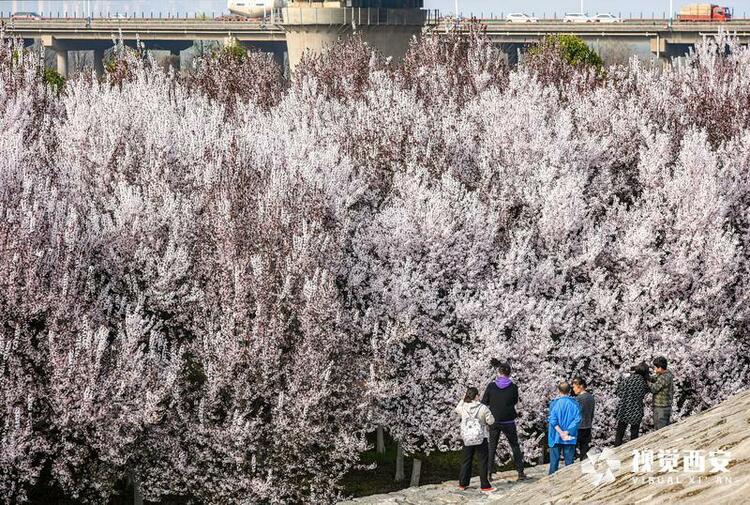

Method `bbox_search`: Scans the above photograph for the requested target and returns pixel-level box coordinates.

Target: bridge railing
[0,10,286,21]
[433,11,749,21]
[1,11,748,22]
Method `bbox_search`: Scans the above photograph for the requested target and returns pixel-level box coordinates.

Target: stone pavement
[338,466,548,504]
[340,389,750,505]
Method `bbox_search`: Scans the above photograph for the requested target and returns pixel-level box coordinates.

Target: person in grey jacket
[572,376,595,460]
[455,387,496,492]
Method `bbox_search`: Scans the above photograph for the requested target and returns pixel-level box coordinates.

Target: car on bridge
[592,13,623,23]
[506,13,539,23]
[11,12,42,20]
[562,13,592,23]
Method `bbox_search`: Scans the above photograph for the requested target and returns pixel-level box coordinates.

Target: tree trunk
[536,432,547,465]
[128,469,144,505]
[409,458,422,487]
[376,426,386,454]
[394,442,405,482]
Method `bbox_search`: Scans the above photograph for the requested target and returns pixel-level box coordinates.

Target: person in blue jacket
[547,381,582,475]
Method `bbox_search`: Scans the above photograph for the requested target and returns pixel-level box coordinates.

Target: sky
[1,1,750,18]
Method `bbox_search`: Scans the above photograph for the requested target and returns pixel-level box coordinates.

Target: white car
[592,13,623,23]
[506,13,539,23]
[11,11,42,20]
[563,13,592,23]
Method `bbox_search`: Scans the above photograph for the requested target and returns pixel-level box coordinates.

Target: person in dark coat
[572,376,595,460]
[481,359,528,481]
[614,362,651,446]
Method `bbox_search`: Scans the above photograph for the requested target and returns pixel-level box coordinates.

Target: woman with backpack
[455,387,496,492]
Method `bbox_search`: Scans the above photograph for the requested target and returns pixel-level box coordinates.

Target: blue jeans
[549,444,576,474]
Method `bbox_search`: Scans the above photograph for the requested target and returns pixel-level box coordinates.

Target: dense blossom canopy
[1,31,749,503]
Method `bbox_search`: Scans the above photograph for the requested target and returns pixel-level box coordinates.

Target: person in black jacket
[614,362,651,446]
[481,359,528,481]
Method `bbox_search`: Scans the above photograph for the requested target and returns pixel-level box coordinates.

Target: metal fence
[0,10,748,21]
[0,10,282,20]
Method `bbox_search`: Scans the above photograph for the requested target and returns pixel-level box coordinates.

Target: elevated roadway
[447,20,750,59]
[0,18,286,43]
[2,17,748,74]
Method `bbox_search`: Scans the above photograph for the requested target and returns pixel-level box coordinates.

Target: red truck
[678,4,732,22]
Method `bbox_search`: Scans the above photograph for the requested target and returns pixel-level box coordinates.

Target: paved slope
[341,390,750,505]
[339,465,547,504]
[499,389,750,504]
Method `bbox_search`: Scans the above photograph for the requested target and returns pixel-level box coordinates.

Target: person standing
[455,387,496,492]
[649,356,674,430]
[481,360,528,481]
[614,362,651,446]
[547,382,582,475]
[572,377,595,460]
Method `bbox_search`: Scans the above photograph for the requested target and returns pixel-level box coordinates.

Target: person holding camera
[614,362,651,446]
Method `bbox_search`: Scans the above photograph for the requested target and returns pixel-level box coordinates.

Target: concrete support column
[650,35,667,60]
[138,41,191,73]
[55,49,68,78]
[271,49,286,70]
[94,48,105,78]
[281,5,427,71]
[170,49,182,72]
[41,35,69,78]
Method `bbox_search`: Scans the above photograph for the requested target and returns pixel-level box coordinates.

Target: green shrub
[529,34,604,69]
[42,67,65,94]
[219,43,248,63]
[556,34,604,68]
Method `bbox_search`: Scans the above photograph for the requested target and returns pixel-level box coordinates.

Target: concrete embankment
[341,390,750,504]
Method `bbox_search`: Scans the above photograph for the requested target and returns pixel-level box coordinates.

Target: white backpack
[461,406,485,446]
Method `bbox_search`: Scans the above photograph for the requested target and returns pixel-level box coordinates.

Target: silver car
[562,13,591,23]
[11,11,42,20]
[592,13,623,23]
[506,13,539,23]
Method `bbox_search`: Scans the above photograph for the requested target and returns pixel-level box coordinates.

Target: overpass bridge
[1,17,288,75]
[452,20,750,60]
[1,16,748,75]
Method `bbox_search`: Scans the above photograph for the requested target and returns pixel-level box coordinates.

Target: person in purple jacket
[481,359,528,481]
[547,381,582,475]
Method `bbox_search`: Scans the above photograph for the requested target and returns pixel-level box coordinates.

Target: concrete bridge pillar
[41,35,69,78]
[281,2,428,71]
[94,48,106,77]
[271,49,286,71]
[55,50,69,78]
[237,41,288,73]
[170,48,182,71]
[139,41,192,73]
[650,35,668,62]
